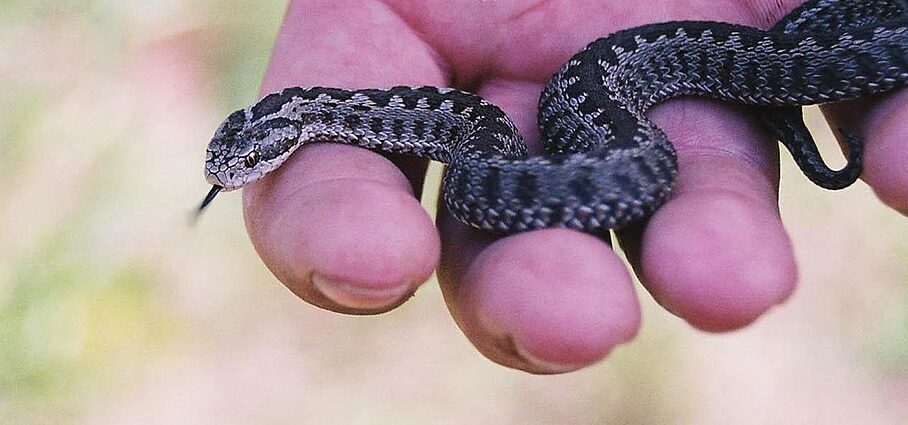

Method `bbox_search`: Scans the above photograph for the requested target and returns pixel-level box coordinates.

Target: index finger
[242,0,446,313]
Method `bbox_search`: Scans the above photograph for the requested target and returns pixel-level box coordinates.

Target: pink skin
[242,0,908,373]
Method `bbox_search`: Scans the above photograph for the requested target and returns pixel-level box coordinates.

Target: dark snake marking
[201,0,908,234]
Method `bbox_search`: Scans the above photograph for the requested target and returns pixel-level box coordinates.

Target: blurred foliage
[0,0,285,421]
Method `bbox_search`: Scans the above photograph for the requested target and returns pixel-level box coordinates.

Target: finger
[438,79,642,373]
[618,99,798,332]
[243,0,446,313]
[822,89,908,214]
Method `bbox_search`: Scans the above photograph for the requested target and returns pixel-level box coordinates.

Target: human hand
[241,0,908,373]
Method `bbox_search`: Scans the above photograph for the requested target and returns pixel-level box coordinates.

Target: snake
[199,0,908,234]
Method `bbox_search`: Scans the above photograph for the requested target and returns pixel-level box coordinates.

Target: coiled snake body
[201,0,908,234]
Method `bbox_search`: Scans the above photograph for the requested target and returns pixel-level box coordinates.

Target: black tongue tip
[195,185,223,219]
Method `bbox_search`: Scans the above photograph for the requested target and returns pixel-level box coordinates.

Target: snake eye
[244,150,260,168]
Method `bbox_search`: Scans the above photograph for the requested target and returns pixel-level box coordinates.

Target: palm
[245,0,908,373]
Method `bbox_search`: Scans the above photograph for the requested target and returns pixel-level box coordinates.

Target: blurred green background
[1,1,906,424]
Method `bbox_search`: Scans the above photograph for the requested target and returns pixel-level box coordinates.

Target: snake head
[204,108,302,191]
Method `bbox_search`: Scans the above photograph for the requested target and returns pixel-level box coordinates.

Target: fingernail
[512,342,585,374]
[311,274,412,310]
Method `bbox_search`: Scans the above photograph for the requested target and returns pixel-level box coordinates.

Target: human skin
[241,0,908,373]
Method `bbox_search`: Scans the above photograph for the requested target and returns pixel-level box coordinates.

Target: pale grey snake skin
[200,0,908,234]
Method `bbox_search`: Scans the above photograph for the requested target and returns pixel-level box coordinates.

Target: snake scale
[200,0,908,234]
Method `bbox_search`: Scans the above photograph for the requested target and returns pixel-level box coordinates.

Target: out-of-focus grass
[1,1,906,424]
[0,0,285,421]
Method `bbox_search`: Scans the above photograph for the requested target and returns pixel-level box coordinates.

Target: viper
[200,0,908,234]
